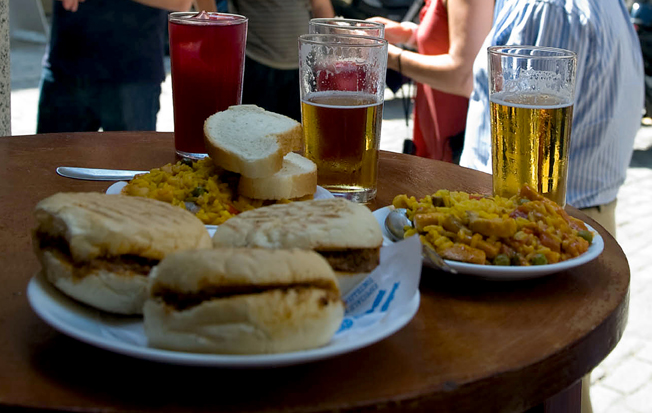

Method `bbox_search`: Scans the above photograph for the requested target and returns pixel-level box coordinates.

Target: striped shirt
[460,0,644,208]
[229,0,312,70]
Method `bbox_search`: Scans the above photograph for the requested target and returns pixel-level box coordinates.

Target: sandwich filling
[152,282,341,311]
[316,247,380,273]
[35,232,157,278]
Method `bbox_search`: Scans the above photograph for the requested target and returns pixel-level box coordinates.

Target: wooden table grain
[0,132,629,413]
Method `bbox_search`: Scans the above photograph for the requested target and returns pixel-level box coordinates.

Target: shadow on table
[418,265,594,302]
[28,334,345,410]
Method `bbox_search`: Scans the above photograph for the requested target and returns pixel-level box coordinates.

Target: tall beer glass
[299,34,388,202]
[488,46,577,206]
[309,18,384,38]
[169,12,247,160]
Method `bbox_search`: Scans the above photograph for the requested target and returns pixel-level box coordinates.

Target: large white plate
[106,182,334,237]
[372,206,604,280]
[27,272,420,368]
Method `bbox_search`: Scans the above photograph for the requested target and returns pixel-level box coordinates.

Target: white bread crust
[212,198,383,250]
[34,193,212,262]
[38,249,148,315]
[144,248,344,354]
[144,288,344,354]
[237,153,317,200]
[203,105,303,178]
[149,248,339,294]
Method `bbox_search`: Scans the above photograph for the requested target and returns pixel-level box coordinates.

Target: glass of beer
[168,12,247,160]
[299,34,388,202]
[488,46,577,206]
[309,18,385,38]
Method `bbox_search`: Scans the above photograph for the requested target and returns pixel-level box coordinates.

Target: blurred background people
[192,0,226,12]
[630,0,652,121]
[460,3,643,410]
[37,0,193,134]
[227,0,335,122]
[369,0,493,163]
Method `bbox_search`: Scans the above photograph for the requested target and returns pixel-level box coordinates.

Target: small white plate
[27,272,420,368]
[106,182,334,237]
[372,206,604,280]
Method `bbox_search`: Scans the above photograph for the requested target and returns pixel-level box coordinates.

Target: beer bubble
[501,68,573,103]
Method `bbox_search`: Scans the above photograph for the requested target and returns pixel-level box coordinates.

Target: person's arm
[192,0,218,12]
[132,0,194,11]
[367,16,416,47]
[59,0,192,12]
[310,0,335,18]
[59,0,84,12]
[386,0,493,98]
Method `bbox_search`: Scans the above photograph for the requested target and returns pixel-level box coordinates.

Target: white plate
[106,182,334,237]
[27,272,420,368]
[372,206,604,280]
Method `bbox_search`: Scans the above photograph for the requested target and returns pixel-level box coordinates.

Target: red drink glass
[168,12,247,159]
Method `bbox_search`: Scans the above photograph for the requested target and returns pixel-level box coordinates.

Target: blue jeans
[37,68,161,133]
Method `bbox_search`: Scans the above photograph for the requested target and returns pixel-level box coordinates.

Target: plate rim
[27,272,420,368]
[372,206,604,280]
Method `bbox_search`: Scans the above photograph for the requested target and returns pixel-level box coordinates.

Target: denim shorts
[37,68,161,133]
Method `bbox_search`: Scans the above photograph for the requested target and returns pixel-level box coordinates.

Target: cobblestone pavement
[9,39,652,412]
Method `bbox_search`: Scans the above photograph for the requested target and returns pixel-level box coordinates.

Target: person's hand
[367,17,414,45]
[59,0,85,12]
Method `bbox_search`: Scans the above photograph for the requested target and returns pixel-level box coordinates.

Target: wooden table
[0,132,629,413]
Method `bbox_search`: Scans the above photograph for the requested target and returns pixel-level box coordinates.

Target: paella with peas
[392,185,595,267]
[120,158,288,225]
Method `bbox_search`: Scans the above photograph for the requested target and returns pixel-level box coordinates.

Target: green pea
[530,253,548,266]
[180,158,193,167]
[578,230,593,243]
[191,186,207,197]
[493,254,511,266]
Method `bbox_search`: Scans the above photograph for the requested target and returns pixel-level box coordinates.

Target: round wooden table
[0,132,629,413]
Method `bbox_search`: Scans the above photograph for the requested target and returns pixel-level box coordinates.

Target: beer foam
[303,91,381,108]
[491,92,572,109]
[499,68,574,105]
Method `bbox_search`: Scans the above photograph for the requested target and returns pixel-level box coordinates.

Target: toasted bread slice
[238,153,317,200]
[212,198,383,251]
[34,193,211,262]
[204,105,303,178]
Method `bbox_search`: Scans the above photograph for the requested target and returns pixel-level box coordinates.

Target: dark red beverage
[168,12,247,158]
[315,61,379,95]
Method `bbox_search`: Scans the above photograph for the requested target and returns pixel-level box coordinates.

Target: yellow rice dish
[392,185,593,266]
[121,158,285,225]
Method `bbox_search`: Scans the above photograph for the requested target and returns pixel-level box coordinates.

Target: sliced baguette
[204,105,303,178]
[238,152,318,200]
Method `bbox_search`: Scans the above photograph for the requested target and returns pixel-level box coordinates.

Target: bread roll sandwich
[204,104,303,178]
[143,248,344,354]
[211,198,383,294]
[32,192,212,315]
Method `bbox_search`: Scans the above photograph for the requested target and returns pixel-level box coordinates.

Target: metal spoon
[384,208,457,273]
